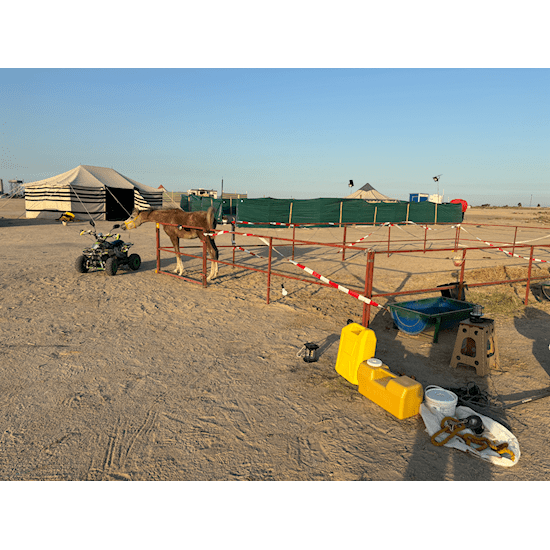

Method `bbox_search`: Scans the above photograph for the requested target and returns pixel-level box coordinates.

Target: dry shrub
[466,265,549,283]
[467,288,525,317]
[467,266,506,282]
[464,264,550,317]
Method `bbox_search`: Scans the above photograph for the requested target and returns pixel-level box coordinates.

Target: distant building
[428,193,444,204]
[188,188,218,199]
[409,193,443,203]
[409,193,429,202]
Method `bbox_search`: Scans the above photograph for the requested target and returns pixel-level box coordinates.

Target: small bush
[467,289,524,317]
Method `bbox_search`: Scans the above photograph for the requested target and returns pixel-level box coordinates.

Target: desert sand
[1,199,549,481]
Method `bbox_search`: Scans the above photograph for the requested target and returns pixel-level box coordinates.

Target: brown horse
[121,206,219,281]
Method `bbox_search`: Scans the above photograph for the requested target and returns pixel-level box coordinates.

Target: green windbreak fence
[233,198,462,226]
[180,195,463,225]
[180,194,231,220]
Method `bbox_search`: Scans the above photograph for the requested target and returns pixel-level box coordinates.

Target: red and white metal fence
[153,220,550,327]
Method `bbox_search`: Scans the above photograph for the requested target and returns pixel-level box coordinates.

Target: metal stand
[450,318,499,376]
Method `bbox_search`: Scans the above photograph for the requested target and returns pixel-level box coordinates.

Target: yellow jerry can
[357,358,423,420]
[335,323,377,385]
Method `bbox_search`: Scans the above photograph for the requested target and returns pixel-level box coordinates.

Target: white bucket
[424,385,458,417]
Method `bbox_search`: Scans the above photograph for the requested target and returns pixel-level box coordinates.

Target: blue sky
[2,68,549,205]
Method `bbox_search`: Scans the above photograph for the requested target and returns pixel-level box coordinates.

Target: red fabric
[450,199,468,212]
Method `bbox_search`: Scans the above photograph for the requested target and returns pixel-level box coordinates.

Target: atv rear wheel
[128,253,141,271]
[75,255,88,273]
[105,257,118,276]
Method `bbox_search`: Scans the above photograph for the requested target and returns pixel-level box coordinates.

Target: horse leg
[169,233,185,275]
[206,237,219,281]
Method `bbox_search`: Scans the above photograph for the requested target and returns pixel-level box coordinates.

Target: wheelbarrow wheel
[391,310,429,335]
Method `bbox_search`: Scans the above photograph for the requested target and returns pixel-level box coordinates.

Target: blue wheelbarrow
[388,296,475,343]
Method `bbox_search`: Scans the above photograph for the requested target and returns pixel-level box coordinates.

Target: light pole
[433,174,442,202]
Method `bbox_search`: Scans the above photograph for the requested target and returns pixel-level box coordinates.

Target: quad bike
[75,220,141,276]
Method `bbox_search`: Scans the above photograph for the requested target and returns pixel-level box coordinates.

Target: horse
[121,206,219,281]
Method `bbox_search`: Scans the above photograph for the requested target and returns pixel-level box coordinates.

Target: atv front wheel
[105,257,118,276]
[128,253,141,271]
[75,255,89,273]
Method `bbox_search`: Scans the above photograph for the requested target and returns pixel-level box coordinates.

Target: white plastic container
[424,385,458,417]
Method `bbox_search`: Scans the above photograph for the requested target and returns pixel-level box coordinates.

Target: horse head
[122,208,145,230]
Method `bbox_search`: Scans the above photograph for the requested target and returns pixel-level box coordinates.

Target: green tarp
[180,194,230,219]
[179,195,463,225]
[233,198,462,226]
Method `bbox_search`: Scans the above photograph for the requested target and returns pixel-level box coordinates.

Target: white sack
[420,403,520,467]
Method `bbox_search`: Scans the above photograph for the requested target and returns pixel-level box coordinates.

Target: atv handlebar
[79,226,122,239]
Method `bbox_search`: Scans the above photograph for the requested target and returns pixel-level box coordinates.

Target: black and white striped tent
[24,165,163,221]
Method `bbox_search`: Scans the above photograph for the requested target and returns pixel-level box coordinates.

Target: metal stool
[450,318,499,376]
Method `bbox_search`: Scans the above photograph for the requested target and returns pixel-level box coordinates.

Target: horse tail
[206,206,217,230]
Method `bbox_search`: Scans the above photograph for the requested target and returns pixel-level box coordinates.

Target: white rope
[71,187,97,222]
[0,189,23,210]
[338,222,389,252]
[503,233,550,245]
[459,226,550,264]
[162,190,180,208]
[259,237,285,257]
[104,186,133,218]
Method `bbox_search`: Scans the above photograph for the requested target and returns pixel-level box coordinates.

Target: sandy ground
[1,199,550,481]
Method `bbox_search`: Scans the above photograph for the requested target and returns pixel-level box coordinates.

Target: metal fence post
[458,248,467,297]
[202,239,208,288]
[342,225,348,261]
[525,245,534,305]
[266,237,273,304]
[156,223,161,273]
[423,225,428,254]
[454,224,461,252]
[362,249,375,327]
